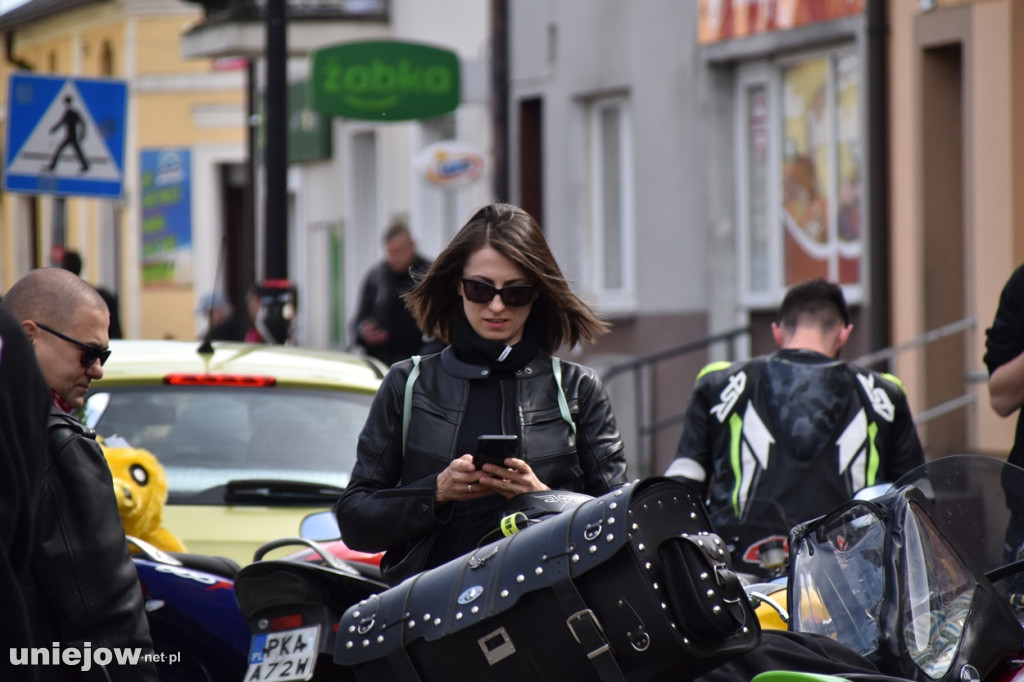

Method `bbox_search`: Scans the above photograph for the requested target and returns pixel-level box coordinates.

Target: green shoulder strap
[402,355,421,455]
[551,356,576,436]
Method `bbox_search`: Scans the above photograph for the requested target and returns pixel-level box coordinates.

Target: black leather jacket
[26,408,158,681]
[336,347,628,583]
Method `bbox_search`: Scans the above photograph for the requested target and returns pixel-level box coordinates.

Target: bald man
[2,268,157,681]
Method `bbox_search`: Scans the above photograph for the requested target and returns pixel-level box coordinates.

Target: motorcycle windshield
[900,500,975,679]
[894,454,1024,592]
[790,504,886,655]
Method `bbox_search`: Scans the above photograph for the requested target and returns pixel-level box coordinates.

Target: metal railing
[601,326,751,477]
[600,315,980,477]
[852,316,978,425]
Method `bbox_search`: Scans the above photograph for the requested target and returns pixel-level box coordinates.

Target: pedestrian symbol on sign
[7,80,118,181]
[47,95,91,173]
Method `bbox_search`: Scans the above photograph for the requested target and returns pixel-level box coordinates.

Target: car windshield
[84,386,372,503]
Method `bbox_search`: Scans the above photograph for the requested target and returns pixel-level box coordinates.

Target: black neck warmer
[451,307,541,373]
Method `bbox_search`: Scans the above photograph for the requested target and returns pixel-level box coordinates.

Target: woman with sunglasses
[336,202,628,585]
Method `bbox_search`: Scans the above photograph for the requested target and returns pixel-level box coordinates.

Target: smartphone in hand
[473,434,518,470]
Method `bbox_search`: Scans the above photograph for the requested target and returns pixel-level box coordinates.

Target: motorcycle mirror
[300,511,341,541]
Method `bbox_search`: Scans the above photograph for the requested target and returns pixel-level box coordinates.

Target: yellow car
[83,339,385,566]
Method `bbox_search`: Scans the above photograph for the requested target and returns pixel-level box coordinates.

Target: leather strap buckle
[566,609,610,660]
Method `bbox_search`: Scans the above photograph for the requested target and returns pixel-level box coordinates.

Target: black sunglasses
[36,322,111,368]
[460,278,537,308]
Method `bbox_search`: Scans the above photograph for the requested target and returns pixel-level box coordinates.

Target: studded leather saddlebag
[334,477,760,682]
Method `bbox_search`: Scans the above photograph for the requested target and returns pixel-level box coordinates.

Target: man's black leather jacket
[352,254,432,365]
[25,408,158,681]
[336,347,628,582]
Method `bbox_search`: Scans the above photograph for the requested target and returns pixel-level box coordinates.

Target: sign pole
[51,197,66,265]
[490,0,509,202]
[264,0,288,280]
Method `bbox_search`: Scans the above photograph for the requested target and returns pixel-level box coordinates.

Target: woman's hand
[477,458,549,499]
[435,455,495,505]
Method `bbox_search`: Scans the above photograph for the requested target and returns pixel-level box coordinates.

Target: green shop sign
[310,40,460,121]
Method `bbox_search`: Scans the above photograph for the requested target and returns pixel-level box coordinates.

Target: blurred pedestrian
[351,221,435,365]
[196,291,247,341]
[2,268,158,681]
[244,280,298,344]
[61,249,123,339]
[243,284,265,343]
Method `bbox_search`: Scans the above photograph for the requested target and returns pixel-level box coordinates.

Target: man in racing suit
[665,278,925,525]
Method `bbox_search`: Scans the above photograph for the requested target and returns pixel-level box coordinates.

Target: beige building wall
[889,0,1019,458]
[0,1,245,341]
[971,1,1016,454]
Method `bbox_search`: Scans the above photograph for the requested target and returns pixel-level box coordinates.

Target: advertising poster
[780,55,863,287]
[140,147,192,286]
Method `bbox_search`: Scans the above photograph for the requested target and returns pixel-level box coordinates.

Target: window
[736,70,776,302]
[737,48,864,305]
[350,130,378,250]
[348,130,378,348]
[415,114,460,242]
[588,96,635,310]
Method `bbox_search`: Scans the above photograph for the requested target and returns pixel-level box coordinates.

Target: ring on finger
[468,483,473,493]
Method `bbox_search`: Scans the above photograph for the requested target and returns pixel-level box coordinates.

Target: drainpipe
[866,0,890,366]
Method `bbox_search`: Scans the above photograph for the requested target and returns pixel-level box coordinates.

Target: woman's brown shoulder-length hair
[404,202,609,351]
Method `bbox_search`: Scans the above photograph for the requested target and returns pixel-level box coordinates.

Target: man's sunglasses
[35,322,111,368]
[461,278,537,308]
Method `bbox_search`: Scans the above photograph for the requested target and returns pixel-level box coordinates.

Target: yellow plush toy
[99,438,186,554]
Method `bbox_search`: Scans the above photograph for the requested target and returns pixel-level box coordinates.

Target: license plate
[245,625,320,681]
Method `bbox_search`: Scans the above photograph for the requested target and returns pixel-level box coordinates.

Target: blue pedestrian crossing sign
[3,73,128,198]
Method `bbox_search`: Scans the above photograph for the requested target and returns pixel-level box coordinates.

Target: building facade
[507,0,883,473]
[0,0,248,340]
[506,0,1024,472]
[4,0,1021,473]
[180,0,495,349]
[888,0,1024,458]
